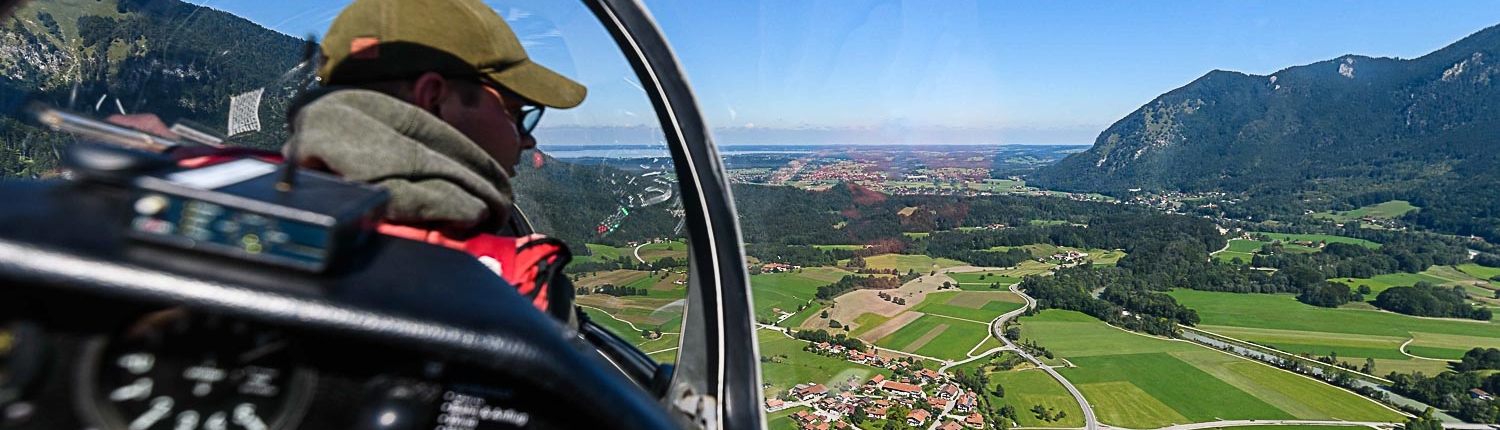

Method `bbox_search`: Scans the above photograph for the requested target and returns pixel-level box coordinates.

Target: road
[633,242,648,263]
[985,283,1101,430]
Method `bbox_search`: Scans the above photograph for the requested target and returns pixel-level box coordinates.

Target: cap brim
[488,60,587,109]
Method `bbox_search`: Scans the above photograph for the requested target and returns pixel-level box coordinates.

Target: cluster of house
[761,263,805,273]
[624,238,675,247]
[1040,250,1088,263]
[769,343,988,429]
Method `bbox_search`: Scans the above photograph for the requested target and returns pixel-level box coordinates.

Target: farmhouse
[954,392,977,413]
[939,421,963,430]
[1471,388,1493,400]
[765,398,786,412]
[907,409,930,426]
[881,381,924,398]
[938,383,959,398]
[795,383,828,400]
[964,413,985,428]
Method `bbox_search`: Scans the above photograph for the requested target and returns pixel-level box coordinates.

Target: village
[765,341,989,430]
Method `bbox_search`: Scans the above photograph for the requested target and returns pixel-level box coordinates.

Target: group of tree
[1457,348,1500,372]
[1388,370,1500,423]
[1373,283,1491,321]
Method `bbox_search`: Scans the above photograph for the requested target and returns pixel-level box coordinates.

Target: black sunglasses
[476,78,544,137]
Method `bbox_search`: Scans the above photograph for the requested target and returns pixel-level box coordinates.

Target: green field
[1334,269,1476,296]
[758,330,878,398]
[636,240,688,262]
[858,254,968,273]
[1216,239,1270,264]
[1251,232,1380,249]
[903,232,931,239]
[877,314,992,360]
[947,270,1023,292]
[1170,289,1500,362]
[1459,264,1500,281]
[991,370,1086,427]
[990,260,1057,277]
[912,291,1025,322]
[576,243,628,265]
[1313,200,1420,222]
[849,312,894,337]
[751,267,858,321]
[1019,310,1405,428]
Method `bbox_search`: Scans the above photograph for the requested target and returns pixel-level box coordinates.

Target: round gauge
[76,311,315,430]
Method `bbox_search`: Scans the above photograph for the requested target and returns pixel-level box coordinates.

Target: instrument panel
[0,311,565,430]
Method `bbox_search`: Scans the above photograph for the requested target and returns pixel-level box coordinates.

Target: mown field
[912,291,1026,322]
[876,313,992,360]
[947,271,1023,291]
[854,253,969,273]
[1333,265,1492,297]
[1312,200,1420,222]
[1459,264,1500,281]
[1215,239,1267,264]
[635,240,689,262]
[991,369,1086,427]
[1169,289,1500,373]
[750,267,858,322]
[1019,310,1405,428]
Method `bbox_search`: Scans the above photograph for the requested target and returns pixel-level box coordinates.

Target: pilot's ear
[410,72,449,115]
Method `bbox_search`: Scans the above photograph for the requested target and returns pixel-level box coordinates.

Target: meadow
[856,253,969,273]
[1169,289,1500,374]
[912,291,1025,322]
[750,267,859,321]
[1250,232,1380,249]
[876,314,992,360]
[1019,310,1405,428]
[946,271,1024,291]
[1312,200,1420,222]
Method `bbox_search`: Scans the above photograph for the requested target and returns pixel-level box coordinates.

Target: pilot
[279,0,588,321]
[105,0,586,321]
[294,0,586,238]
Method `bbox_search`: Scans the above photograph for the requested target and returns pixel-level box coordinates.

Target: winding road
[994,283,1101,430]
[932,282,1100,430]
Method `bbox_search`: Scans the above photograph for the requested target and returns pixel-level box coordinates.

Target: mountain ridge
[1029,23,1500,241]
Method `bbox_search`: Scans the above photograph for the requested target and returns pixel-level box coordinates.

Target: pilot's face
[438,79,537,177]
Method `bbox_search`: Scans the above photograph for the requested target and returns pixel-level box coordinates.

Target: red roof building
[881,381,923,397]
[965,413,985,428]
[907,409,931,426]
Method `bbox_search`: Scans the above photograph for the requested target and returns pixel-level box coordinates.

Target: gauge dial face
[77,312,314,430]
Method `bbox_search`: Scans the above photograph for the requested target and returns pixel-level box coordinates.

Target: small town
[766,341,988,430]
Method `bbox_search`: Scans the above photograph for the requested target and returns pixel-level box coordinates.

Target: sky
[185,0,1500,144]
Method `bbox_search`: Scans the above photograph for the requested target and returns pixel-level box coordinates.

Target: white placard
[228,88,264,136]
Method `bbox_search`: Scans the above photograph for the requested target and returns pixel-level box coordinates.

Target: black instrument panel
[0,180,680,430]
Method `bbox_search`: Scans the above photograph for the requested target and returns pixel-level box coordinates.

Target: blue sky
[189,0,1500,144]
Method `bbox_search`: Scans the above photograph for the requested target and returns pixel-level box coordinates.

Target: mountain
[1,0,306,176]
[1029,23,1500,242]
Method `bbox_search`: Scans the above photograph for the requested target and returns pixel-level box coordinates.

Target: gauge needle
[128,396,173,430]
[233,403,269,430]
[109,377,153,401]
[236,340,287,363]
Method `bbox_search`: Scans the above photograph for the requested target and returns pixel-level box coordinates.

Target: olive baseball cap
[319,0,586,108]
